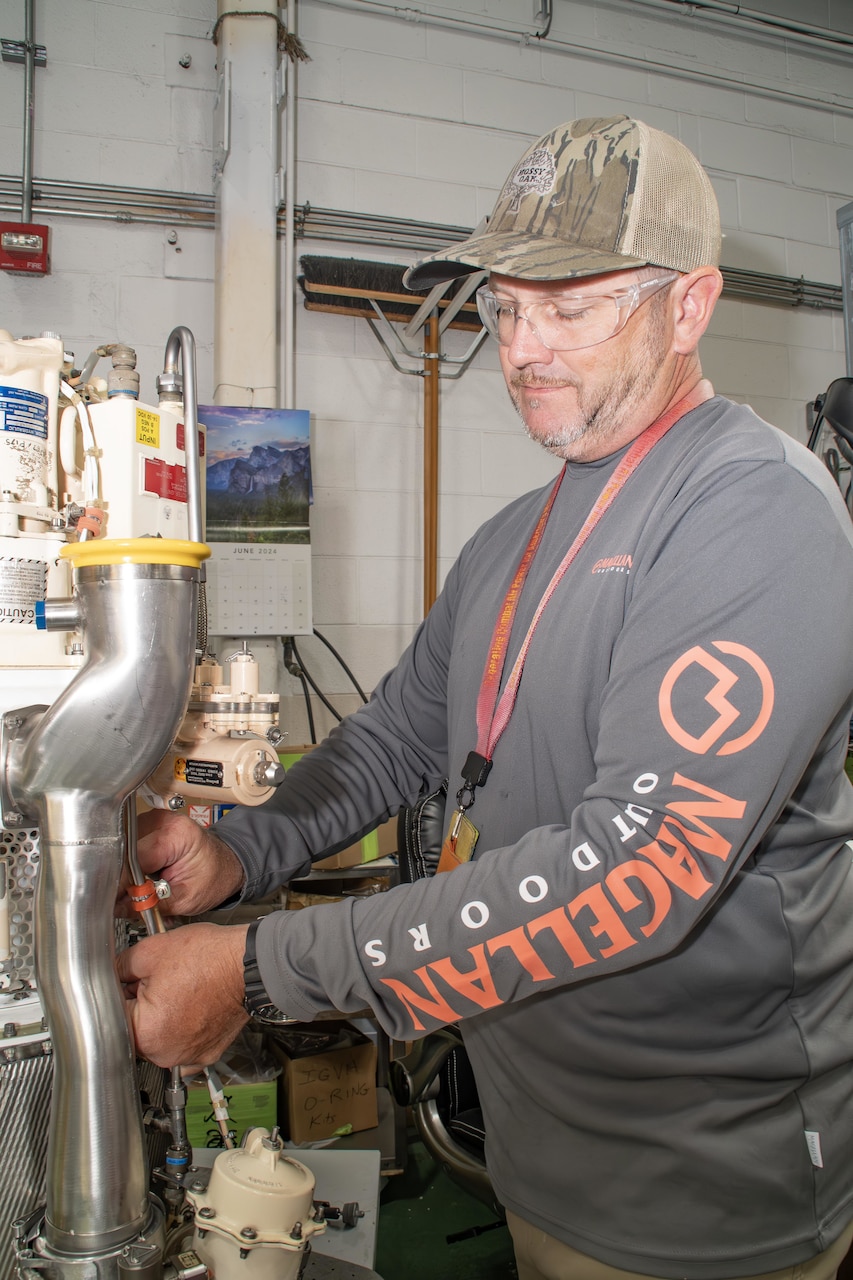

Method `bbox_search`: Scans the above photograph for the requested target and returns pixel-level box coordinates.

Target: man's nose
[505,310,553,365]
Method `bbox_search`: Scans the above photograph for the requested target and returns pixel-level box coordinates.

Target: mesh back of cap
[624,123,721,272]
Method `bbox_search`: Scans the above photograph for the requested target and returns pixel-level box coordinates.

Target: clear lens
[476,274,677,352]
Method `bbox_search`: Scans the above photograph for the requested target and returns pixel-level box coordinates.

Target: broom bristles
[298,255,481,331]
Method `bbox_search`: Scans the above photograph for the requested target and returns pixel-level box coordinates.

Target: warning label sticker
[143,457,188,502]
[0,557,47,625]
[0,387,49,439]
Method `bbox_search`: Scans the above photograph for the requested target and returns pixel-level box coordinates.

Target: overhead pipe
[310,0,549,42]
[283,0,298,409]
[312,0,852,55]
[21,0,36,221]
[629,0,853,49]
[212,0,281,408]
[312,0,853,114]
[0,175,842,313]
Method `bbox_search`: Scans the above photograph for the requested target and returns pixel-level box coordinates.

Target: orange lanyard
[458,383,713,807]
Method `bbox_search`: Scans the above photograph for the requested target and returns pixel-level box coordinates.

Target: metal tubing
[21,0,35,222]
[213,0,280,408]
[0,172,844,312]
[161,327,204,546]
[422,315,439,615]
[283,0,297,410]
[6,559,201,1260]
[124,801,164,938]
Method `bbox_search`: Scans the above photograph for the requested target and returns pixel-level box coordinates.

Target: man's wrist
[209,830,248,903]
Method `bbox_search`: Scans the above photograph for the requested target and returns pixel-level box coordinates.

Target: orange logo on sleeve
[659,642,774,756]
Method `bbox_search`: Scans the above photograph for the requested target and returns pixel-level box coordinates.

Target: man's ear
[670,267,723,355]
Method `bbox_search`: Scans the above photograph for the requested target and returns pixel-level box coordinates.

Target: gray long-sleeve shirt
[216,397,853,1278]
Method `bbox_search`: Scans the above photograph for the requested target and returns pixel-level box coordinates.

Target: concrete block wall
[1,0,851,747]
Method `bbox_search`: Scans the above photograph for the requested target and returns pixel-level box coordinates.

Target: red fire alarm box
[0,222,50,275]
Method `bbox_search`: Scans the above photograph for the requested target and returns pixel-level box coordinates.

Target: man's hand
[117,921,250,1068]
[121,809,246,918]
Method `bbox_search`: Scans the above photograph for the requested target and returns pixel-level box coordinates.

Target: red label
[176,423,205,456]
[143,457,188,502]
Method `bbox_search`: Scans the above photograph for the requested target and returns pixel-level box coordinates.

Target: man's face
[493,270,674,463]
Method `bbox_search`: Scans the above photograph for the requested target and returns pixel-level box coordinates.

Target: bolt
[168,795,185,810]
[240,1228,257,1241]
[254,759,285,787]
[167,230,179,245]
[190,1179,205,1192]
[178,53,192,68]
[199,1207,215,1220]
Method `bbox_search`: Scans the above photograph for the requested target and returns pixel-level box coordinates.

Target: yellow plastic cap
[60,538,211,569]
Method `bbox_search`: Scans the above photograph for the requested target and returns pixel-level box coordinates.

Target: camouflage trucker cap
[403,116,721,290]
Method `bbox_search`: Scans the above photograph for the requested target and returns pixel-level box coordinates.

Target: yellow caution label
[136,408,160,448]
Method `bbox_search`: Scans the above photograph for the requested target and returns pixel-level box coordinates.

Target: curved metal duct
[3,542,207,1262]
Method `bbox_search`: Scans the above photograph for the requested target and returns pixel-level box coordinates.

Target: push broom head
[298,256,482,331]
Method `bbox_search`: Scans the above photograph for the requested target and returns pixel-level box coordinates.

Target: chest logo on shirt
[591,554,633,574]
[658,641,774,756]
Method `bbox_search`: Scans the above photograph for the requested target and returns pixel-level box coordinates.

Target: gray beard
[509,310,668,461]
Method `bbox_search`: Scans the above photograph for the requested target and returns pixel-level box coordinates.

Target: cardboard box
[285,875,388,912]
[278,745,397,869]
[271,1023,377,1144]
[184,1079,278,1150]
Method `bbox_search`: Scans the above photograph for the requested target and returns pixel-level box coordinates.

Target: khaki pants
[506,1211,853,1280]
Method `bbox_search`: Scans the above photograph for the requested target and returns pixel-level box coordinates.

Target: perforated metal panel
[0,824,39,991]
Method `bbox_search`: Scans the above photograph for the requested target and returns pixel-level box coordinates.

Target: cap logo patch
[503,147,556,211]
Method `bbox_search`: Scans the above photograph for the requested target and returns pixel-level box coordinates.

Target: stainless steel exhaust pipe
[3,542,208,1263]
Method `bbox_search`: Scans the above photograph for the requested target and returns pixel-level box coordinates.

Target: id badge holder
[437,806,480,874]
[436,751,490,875]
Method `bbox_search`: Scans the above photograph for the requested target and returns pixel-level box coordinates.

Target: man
[118,117,853,1280]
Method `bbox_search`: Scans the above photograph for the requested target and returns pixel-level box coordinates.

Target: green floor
[375,1135,516,1280]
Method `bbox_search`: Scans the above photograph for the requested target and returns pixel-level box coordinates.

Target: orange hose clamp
[128,880,161,913]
